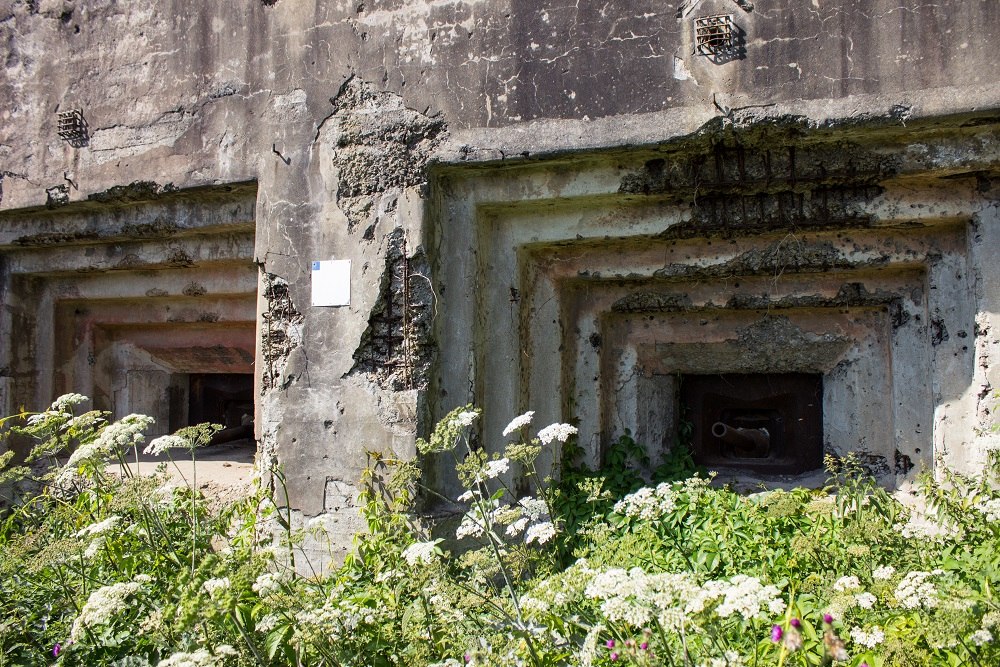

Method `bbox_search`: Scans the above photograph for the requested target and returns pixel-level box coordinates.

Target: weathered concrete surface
[1,0,999,548]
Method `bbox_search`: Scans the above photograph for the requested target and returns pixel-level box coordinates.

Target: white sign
[311,259,351,307]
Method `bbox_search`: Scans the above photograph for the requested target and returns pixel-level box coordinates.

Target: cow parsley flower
[70,582,142,640]
[402,540,442,566]
[971,629,993,646]
[525,521,556,545]
[483,458,509,479]
[145,434,191,456]
[614,483,677,521]
[202,577,231,599]
[894,571,939,609]
[537,423,578,444]
[850,626,885,648]
[51,393,88,412]
[252,571,288,596]
[156,648,223,667]
[67,414,154,467]
[450,411,479,428]
[872,565,896,580]
[833,576,861,592]
[75,515,121,538]
[854,592,877,609]
[977,498,1000,522]
[502,411,534,436]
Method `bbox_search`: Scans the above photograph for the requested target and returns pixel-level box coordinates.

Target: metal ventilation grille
[57,109,89,146]
[694,14,735,56]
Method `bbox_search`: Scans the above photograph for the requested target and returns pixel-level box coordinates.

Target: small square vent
[694,14,735,56]
[56,109,88,146]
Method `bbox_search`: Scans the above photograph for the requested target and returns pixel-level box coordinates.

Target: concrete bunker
[430,114,999,493]
[0,183,258,450]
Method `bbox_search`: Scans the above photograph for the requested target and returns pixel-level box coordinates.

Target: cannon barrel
[711,422,770,456]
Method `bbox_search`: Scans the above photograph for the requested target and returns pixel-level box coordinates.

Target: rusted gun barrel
[711,422,770,457]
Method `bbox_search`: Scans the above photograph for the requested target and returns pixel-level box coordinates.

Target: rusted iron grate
[57,109,89,146]
[694,14,735,56]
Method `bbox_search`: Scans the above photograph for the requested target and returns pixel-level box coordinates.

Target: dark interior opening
[188,373,254,445]
[681,373,823,474]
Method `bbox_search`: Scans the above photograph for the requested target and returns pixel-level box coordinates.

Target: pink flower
[771,625,784,642]
[610,653,619,661]
[53,644,61,658]
[790,618,802,628]
[823,613,834,624]
[640,642,649,650]
[606,639,615,649]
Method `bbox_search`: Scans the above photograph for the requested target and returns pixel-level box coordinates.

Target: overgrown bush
[1,397,1000,666]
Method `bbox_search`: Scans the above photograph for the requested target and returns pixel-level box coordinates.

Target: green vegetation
[1,397,999,666]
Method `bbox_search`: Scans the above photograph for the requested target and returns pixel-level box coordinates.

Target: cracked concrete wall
[1,0,999,554]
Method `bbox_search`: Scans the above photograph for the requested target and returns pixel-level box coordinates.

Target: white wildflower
[506,516,530,536]
[537,422,578,444]
[614,483,677,521]
[144,434,188,456]
[502,411,534,436]
[26,412,55,426]
[706,575,783,621]
[702,652,745,667]
[67,414,154,467]
[156,648,219,667]
[215,645,237,657]
[850,626,885,648]
[255,614,281,633]
[450,411,479,428]
[977,498,1000,522]
[483,458,509,479]
[895,512,960,541]
[84,536,106,559]
[70,581,141,640]
[252,571,288,596]
[457,489,476,503]
[854,592,877,609]
[833,576,861,592]
[894,571,939,609]
[971,629,993,646]
[51,393,88,412]
[525,521,556,545]
[134,574,153,584]
[401,540,442,566]
[872,565,896,580]
[75,515,121,538]
[519,496,549,520]
[202,577,231,599]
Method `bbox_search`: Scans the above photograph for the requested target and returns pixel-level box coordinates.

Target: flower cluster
[584,568,783,630]
[75,515,121,538]
[455,494,557,546]
[70,581,143,640]
[537,422,578,445]
[502,411,534,437]
[977,498,1000,522]
[144,434,189,456]
[893,570,940,609]
[613,483,677,521]
[252,571,290,596]
[850,625,886,648]
[202,577,231,600]
[67,414,154,467]
[156,645,237,667]
[402,540,443,566]
[895,512,961,541]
